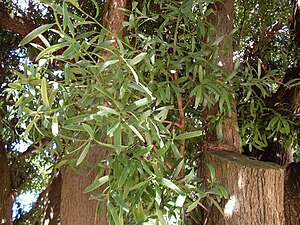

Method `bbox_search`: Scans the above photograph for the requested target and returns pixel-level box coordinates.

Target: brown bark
[204,0,241,152]
[102,0,131,48]
[284,162,300,225]
[0,141,13,225]
[0,5,43,46]
[60,146,107,225]
[199,150,286,225]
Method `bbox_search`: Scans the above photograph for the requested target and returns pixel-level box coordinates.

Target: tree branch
[0,4,44,46]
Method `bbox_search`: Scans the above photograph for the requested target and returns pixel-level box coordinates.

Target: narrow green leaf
[118,167,129,187]
[20,24,54,46]
[128,125,145,142]
[36,42,69,60]
[186,198,200,212]
[175,194,186,207]
[129,180,149,191]
[41,78,50,107]
[97,106,119,116]
[8,83,24,90]
[174,131,202,140]
[83,175,109,193]
[82,123,94,139]
[108,202,121,225]
[156,177,183,195]
[129,52,147,66]
[63,124,85,131]
[112,192,129,212]
[76,142,90,166]
[157,210,167,225]
[207,163,216,182]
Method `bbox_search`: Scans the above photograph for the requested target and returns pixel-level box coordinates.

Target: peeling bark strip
[199,151,286,225]
[0,142,13,225]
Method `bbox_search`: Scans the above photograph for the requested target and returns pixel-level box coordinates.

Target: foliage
[2,0,299,224]
[8,0,236,223]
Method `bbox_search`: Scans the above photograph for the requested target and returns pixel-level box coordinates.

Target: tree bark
[59,1,131,224]
[0,4,43,46]
[0,142,13,225]
[60,147,107,225]
[199,150,286,225]
[204,0,241,153]
[284,162,300,225]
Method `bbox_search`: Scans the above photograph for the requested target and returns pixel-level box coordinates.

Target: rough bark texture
[284,162,300,225]
[204,0,241,153]
[0,142,13,225]
[199,150,286,225]
[60,146,107,225]
[102,0,130,48]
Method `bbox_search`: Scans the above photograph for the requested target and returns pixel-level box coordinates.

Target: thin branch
[173,16,186,157]
[163,120,182,129]
[10,146,35,171]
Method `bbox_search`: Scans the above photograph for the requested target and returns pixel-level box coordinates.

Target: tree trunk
[60,147,107,225]
[0,142,13,225]
[284,162,300,225]
[199,150,286,225]
[204,0,241,153]
[59,1,131,224]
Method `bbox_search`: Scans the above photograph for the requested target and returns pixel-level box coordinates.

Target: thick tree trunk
[204,0,241,152]
[199,150,286,225]
[60,147,107,225]
[284,162,300,225]
[0,142,13,225]
[59,1,131,224]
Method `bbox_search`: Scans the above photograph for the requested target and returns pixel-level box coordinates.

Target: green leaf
[41,78,50,107]
[83,175,109,193]
[82,123,94,139]
[63,125,85,131]
[20,24,54,46]
[76,142,90,166]
[129,52,147,66]
[207,163,216,182]
[112,192,129,212]
[129,180,149,191]
[118,167,129,187]
[175,194,186,207]
[97,106,119,116]
[156,177,184,195]
[157,210,167,225]
[36,42,69,60]
[174,130,202,140]
[128,125,145,142]
[186,198,200,212]
[8,83,24,90]
[108,202,121,225]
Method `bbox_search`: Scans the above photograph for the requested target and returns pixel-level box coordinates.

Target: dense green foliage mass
[0,0,299,224]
